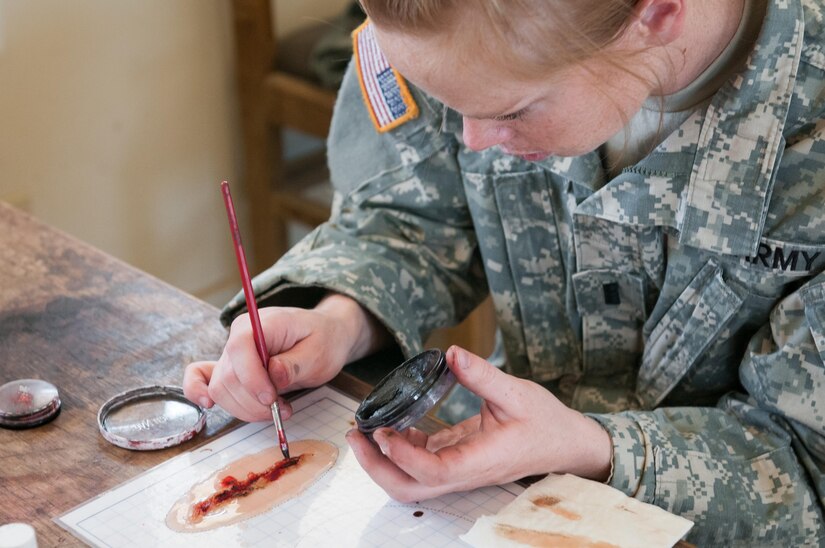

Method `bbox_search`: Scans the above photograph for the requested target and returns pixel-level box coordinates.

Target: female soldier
[184,0,825,544]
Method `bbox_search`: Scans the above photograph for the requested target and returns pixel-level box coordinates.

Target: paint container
[0,523,38,548]
[0,379,61,430]
[97,385,205,450]
[355,349,456,438]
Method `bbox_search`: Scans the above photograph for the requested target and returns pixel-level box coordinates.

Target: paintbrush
[220,181,290,459]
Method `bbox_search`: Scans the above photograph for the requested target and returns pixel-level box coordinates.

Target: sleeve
[221,59,488,357]
[591,274,825,546]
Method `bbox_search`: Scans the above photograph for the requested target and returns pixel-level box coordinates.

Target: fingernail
[454,347,469,370]
[258,391,274,405]
[345,430,358,449]
[271,358,288,387]
[374,432,389,455]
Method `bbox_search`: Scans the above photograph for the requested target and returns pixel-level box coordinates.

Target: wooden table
[0,202,386,546]
[0,203,695,548]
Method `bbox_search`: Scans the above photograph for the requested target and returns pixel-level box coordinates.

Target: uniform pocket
[800,279,825,363]
[637,259,744,408]
[572,269,647,377]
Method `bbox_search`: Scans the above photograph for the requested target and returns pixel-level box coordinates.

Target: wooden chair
[231,0,337,273]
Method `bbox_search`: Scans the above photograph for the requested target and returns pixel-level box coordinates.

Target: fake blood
[191,455,302,519]
[15,387,33,407]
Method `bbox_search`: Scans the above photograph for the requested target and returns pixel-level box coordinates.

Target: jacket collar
[548,0,804,257]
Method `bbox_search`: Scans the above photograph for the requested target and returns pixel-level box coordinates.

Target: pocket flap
[637,260,743,408]
[800,278,825,363]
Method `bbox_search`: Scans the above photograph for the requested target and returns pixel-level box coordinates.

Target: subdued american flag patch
[352,21,419,133]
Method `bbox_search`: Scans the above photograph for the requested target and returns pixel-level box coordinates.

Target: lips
[515,152,550,162]
[500,146,550,162]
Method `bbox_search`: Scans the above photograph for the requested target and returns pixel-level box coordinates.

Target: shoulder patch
[352,21,419,133]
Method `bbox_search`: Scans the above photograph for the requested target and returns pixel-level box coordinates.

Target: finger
[261,307,347,392]
[209,363,271,422]
[382,421,515,493]
[372,428,462,488]
[400,427,429,448]
[446,346,522,413]
[426,415,481,452]
[271,342,336,392]
[259,307,312,355]
[269,356,301,392]
[274,397,293,421]
[345,429,443,503]
[230,346,278,407]
[183,361,216,408]
[207,378,256,421]
[226,316,278,405]
[271,335,330,391]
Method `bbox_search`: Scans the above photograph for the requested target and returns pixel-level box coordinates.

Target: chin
[502,140,601,161]
[554,141,606,158]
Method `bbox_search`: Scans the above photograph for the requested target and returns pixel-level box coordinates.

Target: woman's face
[374,26,656,160]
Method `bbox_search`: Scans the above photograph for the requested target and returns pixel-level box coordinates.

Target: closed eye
[493,110,526,122]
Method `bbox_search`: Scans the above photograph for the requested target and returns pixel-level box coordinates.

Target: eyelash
[494,110,525,122]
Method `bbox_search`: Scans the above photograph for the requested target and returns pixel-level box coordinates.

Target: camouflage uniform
[224,0,825,544]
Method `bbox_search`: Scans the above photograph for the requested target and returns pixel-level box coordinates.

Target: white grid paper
[56,386,523,547]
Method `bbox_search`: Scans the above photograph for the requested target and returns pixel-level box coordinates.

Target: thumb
[183,361,216,409]
[445,345,519,411]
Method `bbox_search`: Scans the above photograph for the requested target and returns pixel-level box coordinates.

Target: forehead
[373,25,551,117]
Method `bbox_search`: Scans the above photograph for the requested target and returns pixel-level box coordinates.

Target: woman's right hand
[183,293,388,422]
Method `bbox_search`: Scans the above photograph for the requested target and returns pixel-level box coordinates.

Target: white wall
[0,0,349,306]
[276,0,352,36]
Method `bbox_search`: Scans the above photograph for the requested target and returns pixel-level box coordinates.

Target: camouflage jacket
[225,1,825,544]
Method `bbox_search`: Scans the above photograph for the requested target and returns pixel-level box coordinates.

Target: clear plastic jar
[355,349,456,438]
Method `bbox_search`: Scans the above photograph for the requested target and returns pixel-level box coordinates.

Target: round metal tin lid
[98,385,205,450]
[0,379,61,429]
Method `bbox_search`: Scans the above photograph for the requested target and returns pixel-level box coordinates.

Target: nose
[461,117,513,152]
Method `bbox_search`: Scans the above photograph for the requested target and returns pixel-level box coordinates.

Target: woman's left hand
[345,346,613,503]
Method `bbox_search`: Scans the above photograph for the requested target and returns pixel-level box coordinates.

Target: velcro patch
[352,21,419,133]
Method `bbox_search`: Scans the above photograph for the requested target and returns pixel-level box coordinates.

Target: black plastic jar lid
[0,379,62,429]
[355,349,448,433]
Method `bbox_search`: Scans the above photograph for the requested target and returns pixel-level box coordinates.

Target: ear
[631,0,686,46]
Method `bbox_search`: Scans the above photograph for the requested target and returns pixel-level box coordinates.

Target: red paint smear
[191,455,302,520]
[15,388,33,407]
[278,429,288,448]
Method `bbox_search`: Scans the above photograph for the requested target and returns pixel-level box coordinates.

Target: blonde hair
[360,0,661,166]
[358,0,643,78]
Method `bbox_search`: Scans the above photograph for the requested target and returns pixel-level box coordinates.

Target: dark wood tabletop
[0,202,389,546]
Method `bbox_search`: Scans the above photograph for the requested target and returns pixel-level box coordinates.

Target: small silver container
[0,379,61,429]
[97,385,205,450]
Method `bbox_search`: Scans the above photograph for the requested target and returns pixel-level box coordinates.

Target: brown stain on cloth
[495,524,620,548]
[531,496,582,521]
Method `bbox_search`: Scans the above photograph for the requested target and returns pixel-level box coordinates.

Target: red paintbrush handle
[220,181,269,370]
